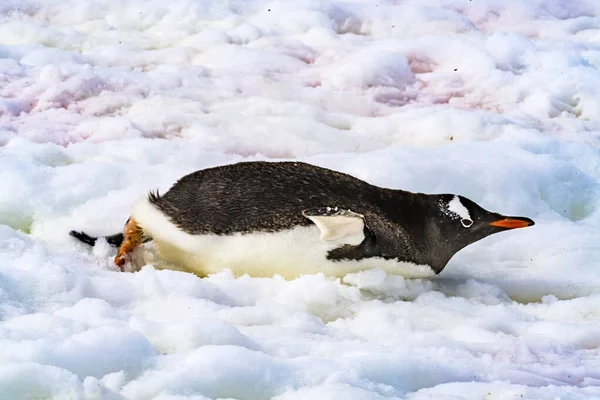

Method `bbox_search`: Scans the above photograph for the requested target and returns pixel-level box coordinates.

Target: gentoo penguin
[70,161,534,279]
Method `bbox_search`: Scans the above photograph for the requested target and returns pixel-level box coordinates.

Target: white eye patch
[440,196,474,228]
[448,196,471,220]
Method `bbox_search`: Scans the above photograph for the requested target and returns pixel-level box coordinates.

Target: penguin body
[71,161,534,278]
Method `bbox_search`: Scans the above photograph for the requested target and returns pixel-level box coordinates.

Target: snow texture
[1,0,600,399]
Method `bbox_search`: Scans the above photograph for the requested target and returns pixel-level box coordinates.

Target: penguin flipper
[302,207,365,244]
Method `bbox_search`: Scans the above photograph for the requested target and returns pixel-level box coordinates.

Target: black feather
[69,230,124,247]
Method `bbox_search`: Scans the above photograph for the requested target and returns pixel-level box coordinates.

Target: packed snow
[1,0,600,398]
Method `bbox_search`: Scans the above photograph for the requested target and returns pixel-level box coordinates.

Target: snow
[1,0,600,398]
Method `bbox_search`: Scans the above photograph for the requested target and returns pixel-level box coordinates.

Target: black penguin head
[426,194,534,272]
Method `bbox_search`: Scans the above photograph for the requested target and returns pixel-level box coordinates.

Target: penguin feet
[115,246,145,272]
[115,217,143,272]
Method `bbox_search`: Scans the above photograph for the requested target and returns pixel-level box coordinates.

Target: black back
[152,161,406,234]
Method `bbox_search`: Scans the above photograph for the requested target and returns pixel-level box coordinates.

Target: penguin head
[426,194,534,271]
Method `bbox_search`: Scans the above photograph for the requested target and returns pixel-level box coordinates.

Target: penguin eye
[461,218,473,228]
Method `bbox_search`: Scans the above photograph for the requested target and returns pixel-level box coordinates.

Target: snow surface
[1,0,600,398]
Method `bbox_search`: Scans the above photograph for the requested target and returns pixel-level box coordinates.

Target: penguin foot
[115,246,145,272]
[114,217,143,272]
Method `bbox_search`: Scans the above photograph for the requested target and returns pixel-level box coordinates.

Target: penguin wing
[302,207,365,244]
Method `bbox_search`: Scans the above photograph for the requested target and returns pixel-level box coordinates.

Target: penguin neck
[378,190,454,274]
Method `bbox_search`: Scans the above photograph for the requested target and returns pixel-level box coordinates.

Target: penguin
[70,161,534,279]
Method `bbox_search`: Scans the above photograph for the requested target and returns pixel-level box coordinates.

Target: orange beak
[490,217,534,229]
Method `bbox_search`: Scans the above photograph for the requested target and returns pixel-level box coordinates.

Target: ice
[1,0,600,398]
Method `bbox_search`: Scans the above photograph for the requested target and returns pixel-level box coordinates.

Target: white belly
[131,198,435,279]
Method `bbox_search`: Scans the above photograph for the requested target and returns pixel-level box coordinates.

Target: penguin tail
[148,189,161,204]
[70,215,152,248]
[70,190,161,250]
[69,230,125,247]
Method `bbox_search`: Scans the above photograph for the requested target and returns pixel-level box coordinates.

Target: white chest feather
[131,198,435,279]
